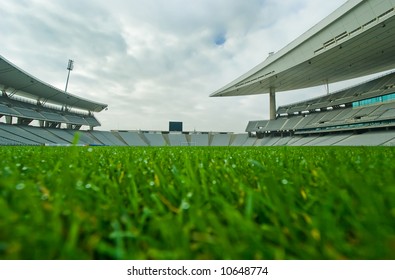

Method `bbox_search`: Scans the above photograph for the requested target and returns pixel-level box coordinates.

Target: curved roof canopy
[211,0,395,97]
[0,55,108,112]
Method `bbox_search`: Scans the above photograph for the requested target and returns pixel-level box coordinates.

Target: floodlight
[67,59,74,71]
[65,59,74,93]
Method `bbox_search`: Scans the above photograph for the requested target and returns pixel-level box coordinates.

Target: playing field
[0,146,394,259]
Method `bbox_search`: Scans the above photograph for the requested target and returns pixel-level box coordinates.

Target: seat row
[0,95,100,127]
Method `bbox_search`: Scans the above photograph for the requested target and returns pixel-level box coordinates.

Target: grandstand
[0,54,108,145]
[1,0,395,146]
[211,0,395,146]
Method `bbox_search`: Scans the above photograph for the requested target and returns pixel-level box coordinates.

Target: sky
[0,0,353,132]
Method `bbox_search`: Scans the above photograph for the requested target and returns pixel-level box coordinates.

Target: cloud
[0,0,348,132]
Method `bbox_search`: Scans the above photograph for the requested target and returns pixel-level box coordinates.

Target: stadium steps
[243,137,258,146]
[274,136,293,146]
[0,135,25,145]
[377,108,395,120]
[190,133,209,146]
[0,124,40,145]
[265,118,287,131]
[260,137,282,146]
[210,133,232,146]
[84,115,101,127]
[281,116,304,131]
[334,131,395,146]
[316,133,353,146]
[287,135,319,146]
[88,131,127,146]
[293,115,316,130]
[230,134,249,146]
[161,134,170,145]
[167,133,188,146]
[0,103,23,116]
[306,135,331,146]
[144,133,167,146]
[40,111,68,123]
[46,128,82,144]
[49,129,99,145]
[382,136,395,146]
[0,124,49,145]
[21,126,69,145]
[76,131,103,145]
[116,131,148,146]
[13,107,46,120]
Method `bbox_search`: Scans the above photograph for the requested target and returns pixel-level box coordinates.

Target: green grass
[0,146,394,259]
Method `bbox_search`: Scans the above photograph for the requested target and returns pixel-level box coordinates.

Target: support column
[6,115,12,124]
[269,87,276,120]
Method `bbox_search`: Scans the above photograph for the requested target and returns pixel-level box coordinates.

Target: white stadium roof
[211,0,395,97]
[0,55,108,112]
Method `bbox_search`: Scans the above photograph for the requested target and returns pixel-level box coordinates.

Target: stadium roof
[0,55,108,112]
[211,0,395,97]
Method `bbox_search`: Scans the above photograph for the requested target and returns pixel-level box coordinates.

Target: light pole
[65,59,74,93]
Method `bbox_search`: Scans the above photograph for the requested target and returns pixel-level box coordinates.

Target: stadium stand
[245,72,395,145]
[116,131,148,146]
[167,133,188,146]
[210,133,232,146]
[190,133,209,146]
[1,1,395,147]
[230,134,249,146]
[2,61,395,146]
[143,133,167,146]
[88,131,127,146]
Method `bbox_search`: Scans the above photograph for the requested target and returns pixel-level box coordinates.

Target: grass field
[0,146,394,260]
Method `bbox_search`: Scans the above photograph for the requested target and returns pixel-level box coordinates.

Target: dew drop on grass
[76,180,84,190]
[180,200,190,210]
[16,183,25,190]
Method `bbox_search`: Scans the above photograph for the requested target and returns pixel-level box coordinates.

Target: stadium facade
[1,0,395,146]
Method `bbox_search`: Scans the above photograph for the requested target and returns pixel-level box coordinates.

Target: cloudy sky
[1,0,351,132]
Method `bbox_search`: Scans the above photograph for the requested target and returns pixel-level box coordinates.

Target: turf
[0,146,394,259]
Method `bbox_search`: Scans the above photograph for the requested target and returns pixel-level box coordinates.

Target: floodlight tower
[65,59,74,93]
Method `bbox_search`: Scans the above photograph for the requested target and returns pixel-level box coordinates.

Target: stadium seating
[1,61,395,146]
[116,131,148,146]
[210,133,232,146]
[245,71,395,146]
[143,133,167,146]
[230,134,249,146]
[190,133,209,146]
[167,133,188,146]
[0,95,100,129]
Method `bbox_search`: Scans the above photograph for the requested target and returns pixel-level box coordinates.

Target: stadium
[1,0,395,146]
[0,0,394,261]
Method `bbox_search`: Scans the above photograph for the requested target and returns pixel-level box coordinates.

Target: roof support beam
[270,87,276,120]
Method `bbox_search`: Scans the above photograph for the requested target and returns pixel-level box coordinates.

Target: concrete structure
[211,0,395,119]
[2,0,395,147]
[0,55,107,130]
[0,55,107,112]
